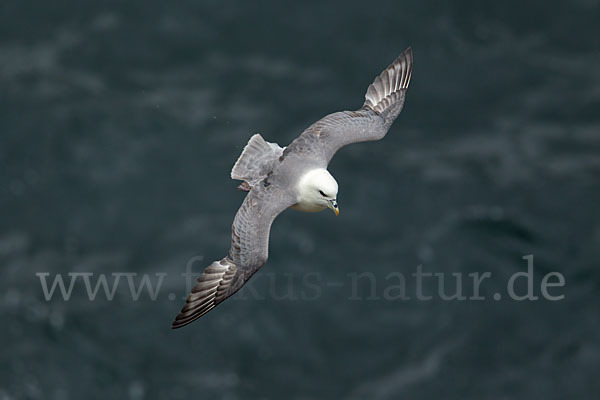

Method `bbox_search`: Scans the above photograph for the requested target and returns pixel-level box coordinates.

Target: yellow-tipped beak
[328,200,339,216]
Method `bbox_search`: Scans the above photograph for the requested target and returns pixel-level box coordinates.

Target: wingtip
[171,313,197,329]
[400,46,413,66]
[363,46,413,114]
[171,315,183,329]
[171,319,182,329]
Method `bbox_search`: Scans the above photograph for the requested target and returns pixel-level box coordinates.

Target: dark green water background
[2,1,599,399]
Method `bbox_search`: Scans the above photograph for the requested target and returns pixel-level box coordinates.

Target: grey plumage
[172,47,413,328]
[230,133,284,185]
[172,186,295,328]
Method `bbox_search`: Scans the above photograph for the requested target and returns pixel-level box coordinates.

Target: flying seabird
[172,48,413,328]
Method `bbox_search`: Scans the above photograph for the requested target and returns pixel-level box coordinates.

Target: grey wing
[171,185,295,328]
[294,47,413,164]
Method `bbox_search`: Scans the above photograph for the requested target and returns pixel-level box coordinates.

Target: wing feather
[171,185,295,328]
[290,47,413,164]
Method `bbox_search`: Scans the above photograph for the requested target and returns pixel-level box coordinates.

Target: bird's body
[172,48,413,328]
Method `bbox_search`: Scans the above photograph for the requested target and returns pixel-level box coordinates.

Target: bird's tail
[363,47,413,121]
[231,133,283,183]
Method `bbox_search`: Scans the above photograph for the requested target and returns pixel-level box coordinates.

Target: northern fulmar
[172,48,413,328]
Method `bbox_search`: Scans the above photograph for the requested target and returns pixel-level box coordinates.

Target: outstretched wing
[172,185,295,328]
[294,47,413,164]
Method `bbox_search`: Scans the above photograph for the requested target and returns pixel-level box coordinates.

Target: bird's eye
[319,190,326,197]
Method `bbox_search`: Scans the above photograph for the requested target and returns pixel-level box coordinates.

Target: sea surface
[1,1,599,399]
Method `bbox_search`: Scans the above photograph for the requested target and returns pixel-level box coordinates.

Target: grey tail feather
[231,133,280,181]
[363,47,413,120]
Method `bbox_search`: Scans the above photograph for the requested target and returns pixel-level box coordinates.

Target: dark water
[2,1,600,399]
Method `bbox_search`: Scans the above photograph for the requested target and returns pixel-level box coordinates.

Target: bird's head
[297,168,339,215]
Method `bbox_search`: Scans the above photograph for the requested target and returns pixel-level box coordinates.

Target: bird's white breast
[291,202,326,213]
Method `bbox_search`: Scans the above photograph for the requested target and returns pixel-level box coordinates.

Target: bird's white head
[294,168,339,215]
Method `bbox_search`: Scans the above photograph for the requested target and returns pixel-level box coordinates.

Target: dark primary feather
[171,257,237,328]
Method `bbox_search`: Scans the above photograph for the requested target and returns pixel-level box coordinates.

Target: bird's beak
[328,199,339,216]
